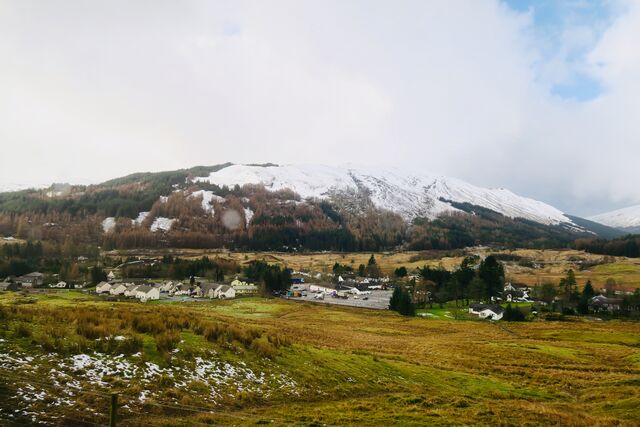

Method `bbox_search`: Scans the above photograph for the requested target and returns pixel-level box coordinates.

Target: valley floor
[1,292,639,426]
[106,248,640,291]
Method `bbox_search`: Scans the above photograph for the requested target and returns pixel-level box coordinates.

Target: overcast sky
[1,0,639,216]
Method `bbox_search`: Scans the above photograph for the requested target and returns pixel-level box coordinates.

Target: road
[285,290,392,310]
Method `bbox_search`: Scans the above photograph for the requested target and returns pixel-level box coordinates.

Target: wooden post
[109,393,118,427]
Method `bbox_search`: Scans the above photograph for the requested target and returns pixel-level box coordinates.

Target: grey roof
[217,285,232,292]
[136,285,153,293]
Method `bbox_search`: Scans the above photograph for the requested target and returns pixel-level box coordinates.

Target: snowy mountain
[195,164,579,228]
[589,205,640,232]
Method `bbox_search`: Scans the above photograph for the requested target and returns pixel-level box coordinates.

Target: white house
[214,285,236,299]
[107,271,116,281]
[135,285,160,302]
[159,281,175,292]
[96,282,112,294]
[109,283,127,296]
[195,283,220,299]
[124,284,140,297]
[172,283,192,296]
[469,304,504,320]
[51,281,67,288]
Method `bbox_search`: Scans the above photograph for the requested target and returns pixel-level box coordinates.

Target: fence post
[109,393,118,427]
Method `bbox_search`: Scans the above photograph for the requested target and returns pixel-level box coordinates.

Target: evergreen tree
[394,266,408,278]
[582,280,595,299]
[478,256,504,299]
[504,304,526,321]
[559,269,578,308]
[397,287,415,316]
[90,265,107,285]
[468,277,487,302]
[577,280,595,315]
[389,286,402,311]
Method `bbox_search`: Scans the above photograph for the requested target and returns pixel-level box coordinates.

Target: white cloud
[0,0,639,215]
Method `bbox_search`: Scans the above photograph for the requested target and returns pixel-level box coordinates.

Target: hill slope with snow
[196,164,578,228]
[588,205,640,232]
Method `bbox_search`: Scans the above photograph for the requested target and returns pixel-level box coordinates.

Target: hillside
[0,163,611,251]
[589,204,640,233]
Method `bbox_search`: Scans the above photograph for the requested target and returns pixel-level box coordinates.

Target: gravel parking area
[286,290,392,310]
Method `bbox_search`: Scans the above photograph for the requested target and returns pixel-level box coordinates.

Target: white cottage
[96,282,112,294]
[109,283,127,296]
[124,284,140,297]
[214,285,236,299]
[135,285,160,302]
[469,304,504,320]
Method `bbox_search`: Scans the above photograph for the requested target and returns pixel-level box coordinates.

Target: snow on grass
[0,347,299,424]
[150,217,175,232]
[101,217,116,233]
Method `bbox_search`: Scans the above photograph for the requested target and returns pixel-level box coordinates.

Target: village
[0,250,638,321]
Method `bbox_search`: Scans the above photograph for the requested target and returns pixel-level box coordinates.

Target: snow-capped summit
[196,164,577,227]
[588,205,640,231]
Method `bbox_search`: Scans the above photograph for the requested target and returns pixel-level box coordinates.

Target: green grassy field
[0,292,639,426]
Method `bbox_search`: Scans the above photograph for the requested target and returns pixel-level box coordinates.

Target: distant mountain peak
[589,204,640,231]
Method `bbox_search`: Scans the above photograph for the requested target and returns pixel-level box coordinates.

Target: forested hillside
[0,164,612,252]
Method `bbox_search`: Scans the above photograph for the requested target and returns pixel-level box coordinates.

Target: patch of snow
[189,190,225,214]
[101,217,116,233]
[150,217,175,232]
[132,211,149,226]
[244,207,254,225]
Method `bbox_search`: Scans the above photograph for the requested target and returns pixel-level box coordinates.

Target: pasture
[0,292,639,425]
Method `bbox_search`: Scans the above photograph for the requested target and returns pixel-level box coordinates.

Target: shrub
[250,336,276,358]
[156,331,181,353]
[132,315,166,335]
[13,322,32,338]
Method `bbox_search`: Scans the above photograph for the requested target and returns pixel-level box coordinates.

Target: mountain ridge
[195,163,579,228]
[588,204,640,232]
[0,163,620,251]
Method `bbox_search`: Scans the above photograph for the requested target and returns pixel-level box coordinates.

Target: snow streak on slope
[102,217,116,233]
[150,217,175,232]
[189,190,225,214]
[589,204,640,229]
[196,164,575,227]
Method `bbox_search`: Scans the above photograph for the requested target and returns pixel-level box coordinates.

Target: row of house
[96,281,160,302]
[95,277,258,301]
